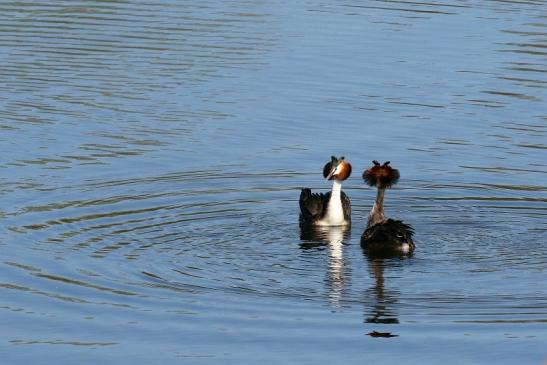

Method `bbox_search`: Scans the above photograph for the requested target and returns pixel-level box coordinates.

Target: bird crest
[362,160,400,188]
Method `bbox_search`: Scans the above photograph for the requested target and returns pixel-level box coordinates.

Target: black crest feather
[362,160,400,188]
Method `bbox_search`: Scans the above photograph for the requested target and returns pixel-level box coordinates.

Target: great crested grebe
[299,156,352,227]
[360,160,415,255]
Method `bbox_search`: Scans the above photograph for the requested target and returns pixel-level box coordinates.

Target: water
[0,1,546,363]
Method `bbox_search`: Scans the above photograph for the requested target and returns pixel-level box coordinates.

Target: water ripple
[1,1,546,363]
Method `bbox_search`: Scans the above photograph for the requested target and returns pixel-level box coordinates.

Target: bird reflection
[300,225,350,309]
[363,255,400,326]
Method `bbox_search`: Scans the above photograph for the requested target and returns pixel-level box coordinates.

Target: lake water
[1,1,546,364]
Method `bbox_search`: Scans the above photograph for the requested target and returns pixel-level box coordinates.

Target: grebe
[360,160,415,255]
[299,156,352,227]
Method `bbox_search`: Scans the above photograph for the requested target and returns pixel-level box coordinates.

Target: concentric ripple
[1,0,546,364]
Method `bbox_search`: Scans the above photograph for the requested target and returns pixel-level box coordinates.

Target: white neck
[318,179,347,226]
[330,179,342,199]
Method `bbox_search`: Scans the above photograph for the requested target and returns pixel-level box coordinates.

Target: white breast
[316,180,348,227]
[400,243,411,254]
[322,196,346,226]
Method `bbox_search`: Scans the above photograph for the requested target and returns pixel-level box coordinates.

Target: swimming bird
[299,156,352,227]
[360,160,414,255]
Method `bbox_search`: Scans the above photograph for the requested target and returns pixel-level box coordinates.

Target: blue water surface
[0,1,546,364]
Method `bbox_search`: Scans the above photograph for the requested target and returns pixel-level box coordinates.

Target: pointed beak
[326,166,337,180]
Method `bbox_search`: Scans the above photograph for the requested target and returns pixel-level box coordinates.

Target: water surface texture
[1,1,546,364]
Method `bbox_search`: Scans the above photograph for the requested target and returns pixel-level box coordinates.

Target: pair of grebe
[299,156,415,255]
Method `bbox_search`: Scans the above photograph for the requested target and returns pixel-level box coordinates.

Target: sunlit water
[0,1,546,364]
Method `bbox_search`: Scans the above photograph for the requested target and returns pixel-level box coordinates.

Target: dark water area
[1,1,546,364]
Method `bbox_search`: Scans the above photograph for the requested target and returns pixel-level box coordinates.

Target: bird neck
[322,179,345,226]
[367,187,385,228]
[330,179,343,198]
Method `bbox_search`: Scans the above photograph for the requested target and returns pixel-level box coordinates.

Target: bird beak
[326,166,337,180]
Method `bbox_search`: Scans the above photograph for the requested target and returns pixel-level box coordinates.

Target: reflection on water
[327,227,347,309]
[1,0,546,364]
[300,225,351,309]
[363,257,400,326]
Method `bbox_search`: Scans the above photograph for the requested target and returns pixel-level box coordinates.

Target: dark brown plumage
[361,219,414,256]
[362,160,399,188]
[360,160,414,256]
